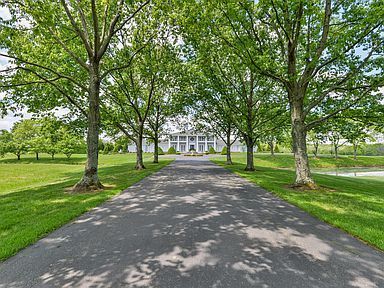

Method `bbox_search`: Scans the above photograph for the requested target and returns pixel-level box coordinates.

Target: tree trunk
[17,153,20,160]
[135,129,145,170]
[73,63,103,192]
[226,144,233,165]
[51,153,55,160]
[244,138,254,171]
[269,141,275,156]
[313,142,319,158]
[333,142,339,159]
[353,143,358,160]
[153,134,159,164]
[226,129,233,165]
[36,152,39,160]
[291,99,316,188]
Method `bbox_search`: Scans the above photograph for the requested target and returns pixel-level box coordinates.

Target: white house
[127,130,247,153]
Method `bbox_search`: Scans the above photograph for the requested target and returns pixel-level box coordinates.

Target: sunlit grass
[0,153,172,260]
[212,153,384,251]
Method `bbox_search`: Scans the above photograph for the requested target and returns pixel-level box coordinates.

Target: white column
[186,135,189,151]
[214,136,217,151]
[205,137,208,152]
[177,135,179,151]
[168,137,170,150]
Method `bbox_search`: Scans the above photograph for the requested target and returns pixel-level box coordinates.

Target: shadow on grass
[0,160,172,260]
[0,159,382,287]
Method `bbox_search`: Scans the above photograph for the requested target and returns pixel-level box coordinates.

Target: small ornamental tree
[221,146,227,155]
[11,120,36,160]
[0,130,12,157]
[113,144,123,153]
[103,143,114,154]
[58,130,84,159]
[167,146,176,154]
[208,146,216,154]
[157,147,164,155]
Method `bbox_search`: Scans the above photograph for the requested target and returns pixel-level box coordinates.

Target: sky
[0,7,23,131]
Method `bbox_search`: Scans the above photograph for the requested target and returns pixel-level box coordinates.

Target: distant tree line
[0,118,86,160]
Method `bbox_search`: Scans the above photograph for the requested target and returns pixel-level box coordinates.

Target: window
[179,136,186,141]
[189,136,195,142]
[171,144,177,150]
[180,144,186,152]
[198,136,205,141]
[198,144,205,152]
[170,135,178,141]
[207,136,214,141]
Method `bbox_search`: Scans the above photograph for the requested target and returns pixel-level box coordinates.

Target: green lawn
[229,152,384,169]
[212,153,384,251]
[0,153,172,261]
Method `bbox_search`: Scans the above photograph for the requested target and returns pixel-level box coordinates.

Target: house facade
[127,130,247,153]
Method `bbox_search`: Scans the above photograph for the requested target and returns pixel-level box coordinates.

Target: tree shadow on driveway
[0,160,383,288]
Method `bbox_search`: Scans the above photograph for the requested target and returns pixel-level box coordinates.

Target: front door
[189,144,195,151]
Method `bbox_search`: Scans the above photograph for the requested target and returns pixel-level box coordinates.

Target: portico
[168,132,216,153]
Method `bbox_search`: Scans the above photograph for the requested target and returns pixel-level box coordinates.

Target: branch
[20,67,87,117]
[60,0,93,57]
[0,53,88,91]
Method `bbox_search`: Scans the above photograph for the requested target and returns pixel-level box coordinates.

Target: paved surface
[0,157,383,288]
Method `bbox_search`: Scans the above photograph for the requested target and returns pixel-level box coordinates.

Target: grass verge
[0,153,172,261]
[212,154,384,251]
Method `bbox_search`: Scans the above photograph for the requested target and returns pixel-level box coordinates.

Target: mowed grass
[0,153,172,261]
[212,153,384,251]
[233,152,384,169]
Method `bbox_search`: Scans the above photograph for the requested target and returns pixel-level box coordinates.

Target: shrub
[157,147,164,155]
[208,146,216,154]
[103,142,114,154]
[113,144,123,153]
[221,146,227,155]
[167,146,176,154]
[274,144,280,153]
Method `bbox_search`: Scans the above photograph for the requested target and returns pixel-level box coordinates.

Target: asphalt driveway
[0,158,383,287]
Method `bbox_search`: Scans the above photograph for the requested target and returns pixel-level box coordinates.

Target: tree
[57,128,85,159]
[193,0,384,187]
[326,122,347,160]
[1,1,150,191]
[145,59,187,164]
[40,117,63,159]
[191,67,239,165]
[10,119,35,160]
[342,120,374,160]
[179,2,287,171]
[307,129,327,158]
[167,146,176,154]
[102,142,114,154]
[104,9,178,170]
[0,130,12,157]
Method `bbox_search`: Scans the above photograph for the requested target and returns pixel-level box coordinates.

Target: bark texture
[353,143,358,160]
[290,99,316,188]
[153,134,159,164]
[225,130,233,165]
[245,140,255,171]
[73,64,103,192]
[269,141,275,156]
[135,131,145,170]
